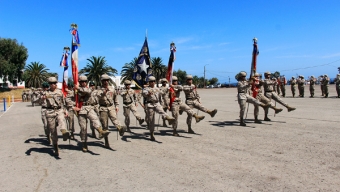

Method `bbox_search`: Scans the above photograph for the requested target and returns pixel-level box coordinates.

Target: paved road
[0,86,339,191]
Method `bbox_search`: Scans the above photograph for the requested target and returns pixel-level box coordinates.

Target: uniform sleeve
[114,91,119,107]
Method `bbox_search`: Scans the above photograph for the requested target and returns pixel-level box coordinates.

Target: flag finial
[63,46,70,51]
[253,37,257,43]
[71,23,78,29]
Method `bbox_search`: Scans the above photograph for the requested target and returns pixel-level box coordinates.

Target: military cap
[101,74,110,81]
[79,76,88,82]
[161,78,168,83]
[42,82,49,88]
[172,76,178,81]
[186,75,193,80]
[324,74,328,77]
[292,76,295,79]
[148,76,156,81]
[67,82,74,87]
[124,80,131,85]
[300,75,304,78]
[254,73,260,77]
[239,72,247,77]
[48,77,58,83]
[337,74,340,76]
[311,75,314,78]
[89,81,95,86]
[264,71,271,75]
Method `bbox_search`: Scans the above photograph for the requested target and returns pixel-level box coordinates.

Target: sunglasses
[49,82,57,85]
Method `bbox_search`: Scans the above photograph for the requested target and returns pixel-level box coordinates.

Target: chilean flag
[166,43,176,83]
[70,26,81,109]
[60,51,69,97]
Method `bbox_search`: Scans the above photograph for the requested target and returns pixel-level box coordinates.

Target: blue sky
[1,0,340,83]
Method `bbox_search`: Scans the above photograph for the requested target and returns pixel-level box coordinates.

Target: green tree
[209,77,219,85]
[79,56,117,86]
[173,69,187,85]
[0,37,28,82]
[120,57,137,84]
[192,75,200,86]
[151,57,166,87]
[24,62,49,88]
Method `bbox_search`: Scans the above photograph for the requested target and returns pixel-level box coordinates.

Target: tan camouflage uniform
[297,76,305,97]
[290,77,297,97]
[65,90,76,134]
[309,77,316,97]
[322,75,330,98]
[335,74,340,98]
[120,86,144,131]
[159,81,170,126]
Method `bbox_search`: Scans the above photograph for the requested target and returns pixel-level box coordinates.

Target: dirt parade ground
[0,86,339,191]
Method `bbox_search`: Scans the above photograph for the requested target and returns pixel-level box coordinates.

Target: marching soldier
[236,71,269,126]
[263,72,296,120]
[183,75,217,118]
[272,77,277,93]
[34,82,50,143]
[279,75,287,97]
[120,80,144,132]
[297,75,305,97]
[335,74,340,98]
[40,77,69,156]
[96,74,125,148]
[309,76,317,98]
[89,81,99,138]
[65,82,76,139]
[142,76,175,141]
[290,77,297,97]
[31,88,39,107]
[170,76,205,135]
[159,78,170,127]
[74,76,110,152]
[323,74,330,98]
[320,75,325,96]
[276,77,281,95]
[252,73,283,123]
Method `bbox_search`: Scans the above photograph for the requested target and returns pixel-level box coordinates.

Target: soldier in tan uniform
[74,76,110,152]
[322,74,330,98]
[309,76,317,98]
[34,82,51,143]
[263,71,296,121]
[89,81,99,138]
[64,82,76,139]
[297,75,305,97]
[320,75,325,96]
[159,78,170,127]
[120,80,144,132]
[170,76,204,135]
[183,75,217,118]
[142,76,175,141]
[279,76,287,97]
[39,77,69,156]
[290,77,297,97]
[252,73,283,123]
[335,74,340,98]
[96,74,125,148]
[272,78,277,93]
[236,72,269,126]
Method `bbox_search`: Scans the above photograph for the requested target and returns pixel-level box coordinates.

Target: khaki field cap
[264,71,271,75]
[292,76,295,79]
[148,76,156,81]
[254,73,260,77]
[239,72,246,77]
[172,76,178,81]
[101,74,110,81]
[48,77,58,83]
[186,75,193,80]
[79,76,88,82]
[311,75,314,78]
[124,80,131,85]
[161,78,168,83]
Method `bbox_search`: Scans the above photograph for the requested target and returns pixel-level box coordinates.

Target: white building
[0,76,25,89]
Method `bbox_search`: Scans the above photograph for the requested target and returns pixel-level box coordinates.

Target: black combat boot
[240,118,246,126]
[173,129,180,137]
[254,116,262,124]
[53,144,59,157]
[104,137,110,148]
[188,125,195,134]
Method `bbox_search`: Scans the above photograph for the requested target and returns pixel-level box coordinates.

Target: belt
[123,101,133,105]
[265,91,272,93]
[42,106,47,109]
[47,107,61,110]
[147,101,158,104]
[100,104,113,107]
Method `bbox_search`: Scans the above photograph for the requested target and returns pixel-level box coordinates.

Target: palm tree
[151,57,166,87]
[79,56,117,86]
[120,57,137,84]
[24,61,49,88]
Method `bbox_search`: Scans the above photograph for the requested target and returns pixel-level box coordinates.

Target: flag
[166,42,176,83]
[60,49,69,97]
[166,42,176,109]
[250,37,259,98]
[70,24,81,109]
[132,37,152,87]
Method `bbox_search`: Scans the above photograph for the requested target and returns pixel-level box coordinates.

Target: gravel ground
[0,85,339,191]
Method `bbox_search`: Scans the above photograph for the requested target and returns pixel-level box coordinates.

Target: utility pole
[204,64,209,88]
